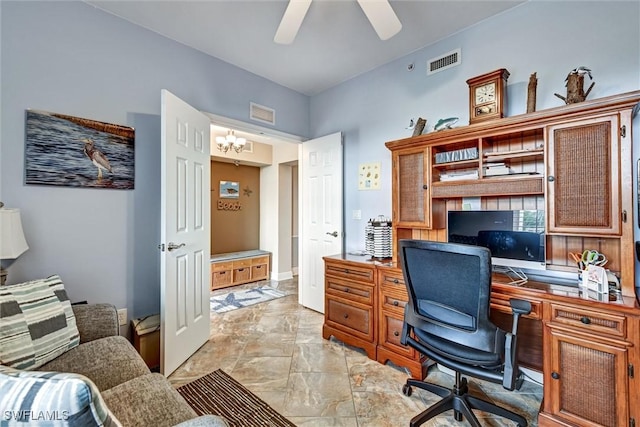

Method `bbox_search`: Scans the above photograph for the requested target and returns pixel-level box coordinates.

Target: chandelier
[215,130,246,153]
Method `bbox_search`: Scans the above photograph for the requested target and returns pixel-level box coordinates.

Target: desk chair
[398,239,531,427]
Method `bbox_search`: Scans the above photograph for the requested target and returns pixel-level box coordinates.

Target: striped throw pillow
[0,275,80,370]
[0,366,121,426]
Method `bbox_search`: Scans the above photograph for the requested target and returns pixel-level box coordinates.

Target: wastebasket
[132,314,160,370]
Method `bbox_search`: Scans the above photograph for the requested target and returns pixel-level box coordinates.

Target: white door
[160,90,211,375]
[299,132,343,313]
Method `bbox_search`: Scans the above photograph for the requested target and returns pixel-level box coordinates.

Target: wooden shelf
[483,148,544,163]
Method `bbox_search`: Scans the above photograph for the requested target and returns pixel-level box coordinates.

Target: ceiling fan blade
[274,0,312,45]
[357,0,402,41]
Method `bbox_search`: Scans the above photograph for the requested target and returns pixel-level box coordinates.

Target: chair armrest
[72,303,119,343]
[502,298,532,390]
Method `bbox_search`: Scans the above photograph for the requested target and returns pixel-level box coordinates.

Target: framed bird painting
[24,109,135,189]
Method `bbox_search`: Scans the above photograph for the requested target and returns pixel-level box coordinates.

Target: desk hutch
[322,90,640,427]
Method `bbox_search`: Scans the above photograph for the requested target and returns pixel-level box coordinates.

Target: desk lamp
[0,202,29,286]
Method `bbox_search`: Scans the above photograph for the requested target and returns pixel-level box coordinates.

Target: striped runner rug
[176,369,295,427]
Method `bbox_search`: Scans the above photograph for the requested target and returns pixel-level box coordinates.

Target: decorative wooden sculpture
[412,117,426,137]
[527,72,537,113]
[555,66,594,104]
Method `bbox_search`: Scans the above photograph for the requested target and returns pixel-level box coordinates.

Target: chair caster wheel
[402,384,412,396]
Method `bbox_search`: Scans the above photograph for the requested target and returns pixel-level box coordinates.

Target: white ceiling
[85,0,526,96]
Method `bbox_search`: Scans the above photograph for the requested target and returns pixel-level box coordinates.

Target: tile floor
[168,278,543,426]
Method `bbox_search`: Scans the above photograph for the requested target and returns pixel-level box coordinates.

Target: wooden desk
[322,254,640,427]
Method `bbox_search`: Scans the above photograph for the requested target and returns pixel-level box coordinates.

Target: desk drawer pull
[393,278,399,284]
[393,331,399,337]
[343,313,349,319]
[551,372,560,380]
[580,316,591,325]
[344,288,350,293]
[393,300,399,306]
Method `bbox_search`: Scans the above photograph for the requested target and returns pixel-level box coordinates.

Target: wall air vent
[250,102,276,125]
[242,140,254,153]
[427,48,461,75]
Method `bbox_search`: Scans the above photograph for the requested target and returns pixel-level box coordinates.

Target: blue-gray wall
[2,1,639,315]
[311,1,640,253]
[0,1,308,318]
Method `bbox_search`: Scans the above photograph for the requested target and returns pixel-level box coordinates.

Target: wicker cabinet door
[544,326,629,427]
[393,149,430,228]
[546,115,620,235]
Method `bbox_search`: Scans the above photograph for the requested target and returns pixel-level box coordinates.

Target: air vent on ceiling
[250,102,276,125]
[427,48,461,75]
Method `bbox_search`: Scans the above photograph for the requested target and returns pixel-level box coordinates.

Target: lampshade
[0,208,29,259]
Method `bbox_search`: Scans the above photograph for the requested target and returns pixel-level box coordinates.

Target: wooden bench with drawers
[210,250,271,290]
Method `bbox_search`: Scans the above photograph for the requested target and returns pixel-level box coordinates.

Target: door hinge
[158,243,165,252]
[621,125,626,138]
[629,363,634,378]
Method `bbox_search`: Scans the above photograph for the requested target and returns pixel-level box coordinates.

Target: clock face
[475,83,496,104]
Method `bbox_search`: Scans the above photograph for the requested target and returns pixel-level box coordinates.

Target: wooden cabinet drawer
[326,277,374,305]
[326,297,373,340]
[212,261,233,272]
[380,290,407,314]
[233,258,253,268]
[378,269,405,288]
[233,267,251,282]
[549,303,626,338]
[251,256,270,266]
[251,264,268,280]
[212,270,232,287]
[325,262,375,283]
[379,312,414,358]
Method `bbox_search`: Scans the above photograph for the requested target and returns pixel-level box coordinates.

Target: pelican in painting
[82,138,112,179]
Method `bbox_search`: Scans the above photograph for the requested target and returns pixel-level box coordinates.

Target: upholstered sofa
[0,276,229,427]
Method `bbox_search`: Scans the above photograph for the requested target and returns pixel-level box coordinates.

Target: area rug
[176,369,295,427]
[210,285,286,313]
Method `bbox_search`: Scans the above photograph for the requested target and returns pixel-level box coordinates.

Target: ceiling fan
[274,0,402,45]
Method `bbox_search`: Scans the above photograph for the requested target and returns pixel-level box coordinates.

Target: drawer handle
[256,266,262,269]
[344,288,350,293]
[580,316,591,325]
[393,331,399,337]
[343,313,349,319]
[551,371,560,380]
[393,301,399,306]
[393,278,399,284]
[238,268,244,271]
[220,272,225,275]
[345,269,350,274]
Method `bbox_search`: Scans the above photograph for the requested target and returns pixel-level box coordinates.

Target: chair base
[404,373,527,427]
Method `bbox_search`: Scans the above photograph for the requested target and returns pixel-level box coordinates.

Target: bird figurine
[434,117,458,131]
[82,138,112,180]
[566,66,593,81]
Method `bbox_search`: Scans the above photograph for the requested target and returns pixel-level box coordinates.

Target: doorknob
[167,242,186,252]
[326,231,339,237]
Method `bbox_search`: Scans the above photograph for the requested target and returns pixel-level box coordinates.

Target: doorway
[207,118,301,283]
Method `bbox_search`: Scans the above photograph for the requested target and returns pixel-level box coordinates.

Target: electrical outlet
[117,308,127,326]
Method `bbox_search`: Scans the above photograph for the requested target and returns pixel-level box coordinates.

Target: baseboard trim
[271,271,293,281]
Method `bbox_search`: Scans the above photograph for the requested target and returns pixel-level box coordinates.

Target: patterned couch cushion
[0,275,80,369]
[0,366,121,426]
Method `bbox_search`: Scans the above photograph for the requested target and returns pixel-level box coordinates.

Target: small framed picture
[219,181,239,198]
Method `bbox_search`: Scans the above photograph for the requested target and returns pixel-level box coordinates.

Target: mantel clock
[467,68,510,124]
